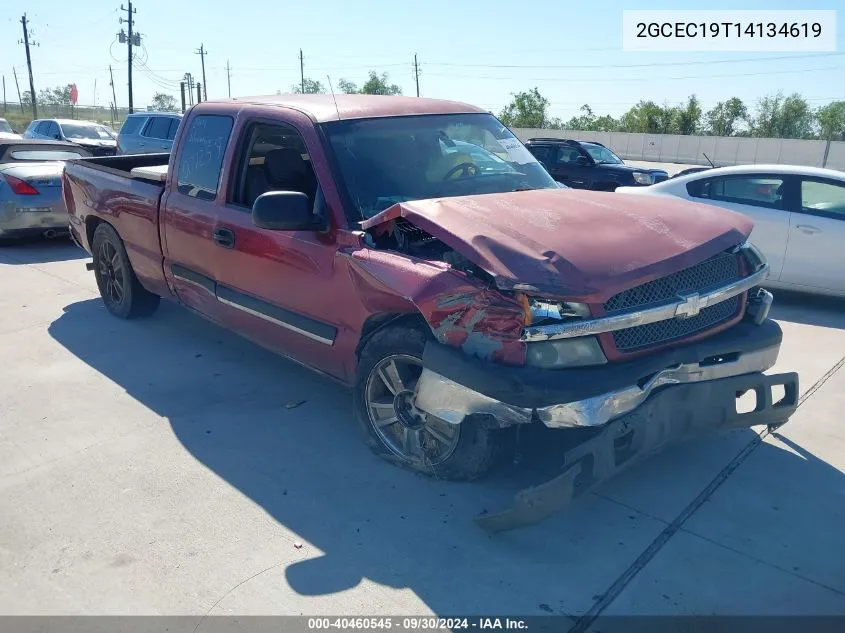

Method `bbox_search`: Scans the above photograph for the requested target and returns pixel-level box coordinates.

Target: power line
[424,51,845,70]
[425,64,845,83]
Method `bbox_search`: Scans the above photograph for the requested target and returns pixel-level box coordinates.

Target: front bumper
[414,317,798,531]
[475,368,798,532]
[416,318,787,427]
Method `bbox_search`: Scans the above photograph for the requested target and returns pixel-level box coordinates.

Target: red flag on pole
[70,83,79,105]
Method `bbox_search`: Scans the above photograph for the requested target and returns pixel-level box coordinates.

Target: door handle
[796,224,820,235]
[213,226,235,248]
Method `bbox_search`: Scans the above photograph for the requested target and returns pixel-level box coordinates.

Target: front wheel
[91,223,160,319]
[353,324,504,480]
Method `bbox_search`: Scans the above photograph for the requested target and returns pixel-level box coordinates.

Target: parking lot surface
[1,239,844,624]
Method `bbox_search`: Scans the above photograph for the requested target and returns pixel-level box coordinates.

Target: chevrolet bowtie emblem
[675,293,702,319]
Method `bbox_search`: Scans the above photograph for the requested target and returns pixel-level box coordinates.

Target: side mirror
[252,191,321,231]
[54,134,61,140]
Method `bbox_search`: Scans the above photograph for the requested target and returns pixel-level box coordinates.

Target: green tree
[704,97,748,136]
[619,100,672,133]
[499,88,551,128]
[564,104,595,130]
[359,71,402,95]
[151,92,179,112]
[752,92,814,139]
[290,78,326,94]
[816,101,845,140]
[672,95,701,135]
[337,78,359,94]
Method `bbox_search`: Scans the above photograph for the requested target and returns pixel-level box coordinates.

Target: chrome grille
[605,251,743,352]
[612,296,741,351]
[605,252,741,313]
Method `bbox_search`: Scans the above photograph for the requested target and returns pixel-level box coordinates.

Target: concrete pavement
[1,240,844,624]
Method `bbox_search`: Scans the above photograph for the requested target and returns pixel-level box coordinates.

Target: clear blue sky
[2,0,843,120]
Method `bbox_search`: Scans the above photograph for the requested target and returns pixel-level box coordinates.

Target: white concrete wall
[512,128,845,171]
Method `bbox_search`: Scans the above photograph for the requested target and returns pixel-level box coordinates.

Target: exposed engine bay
[366,218,491,281]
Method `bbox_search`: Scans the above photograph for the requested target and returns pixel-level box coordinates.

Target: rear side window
[166,119,180,140]
[120,116,145,135]
[688,175,786,210]
[527,145,552,163]
[176,114,234,200]
[144,116,172,140]
[35,121,50,135]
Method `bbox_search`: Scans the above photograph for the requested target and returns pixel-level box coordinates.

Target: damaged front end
[355,199,798,532]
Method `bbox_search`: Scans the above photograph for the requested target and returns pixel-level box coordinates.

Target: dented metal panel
[361,189,753,302]
[344,248,526,365]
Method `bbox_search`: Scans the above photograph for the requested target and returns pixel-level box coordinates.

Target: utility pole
[13,68,23,113]
[183,73,194,106]
[225,60,232,98]
[20,14,38,118]
[119,1,138,113]
[195,44,208,100]
[109,65,118,112]
[179,82,186,113]
[2,76,5,114]
[413,53,420,97]
[299,49,305,93]
[196,83,202,105]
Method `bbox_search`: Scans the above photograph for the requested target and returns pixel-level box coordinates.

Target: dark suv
[524,138,668,191]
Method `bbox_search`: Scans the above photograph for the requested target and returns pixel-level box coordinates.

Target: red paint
[62,95,753,384]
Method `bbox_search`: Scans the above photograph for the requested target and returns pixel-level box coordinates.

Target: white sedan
[617,164,845,298]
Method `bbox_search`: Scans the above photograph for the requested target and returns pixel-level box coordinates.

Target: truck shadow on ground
[0,238,87,265]
[48,298,845,616]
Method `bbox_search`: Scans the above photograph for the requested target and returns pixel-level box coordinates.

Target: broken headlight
[525,298,591,326]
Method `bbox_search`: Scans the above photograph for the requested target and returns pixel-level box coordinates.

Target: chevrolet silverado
[62,95,798,530]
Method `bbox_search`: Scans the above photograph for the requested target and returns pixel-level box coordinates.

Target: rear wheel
[91,223,160,319]
[353,324,504,480]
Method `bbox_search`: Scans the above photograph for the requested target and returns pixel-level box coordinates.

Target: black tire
[91,223,160,319]
[353,323,504,481]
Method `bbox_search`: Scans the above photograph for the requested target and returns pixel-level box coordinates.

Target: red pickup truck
[63,94,798,530]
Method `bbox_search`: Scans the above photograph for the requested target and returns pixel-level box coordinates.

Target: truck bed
[63,154,172,299]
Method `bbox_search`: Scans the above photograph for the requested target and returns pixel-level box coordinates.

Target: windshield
[322,113,557,220]
[582,144,623,164]
[0,120,12,134]
[60,123,116,140]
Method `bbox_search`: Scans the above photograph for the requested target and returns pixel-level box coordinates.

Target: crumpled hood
[361,188,753,302]
[70,138,116,148]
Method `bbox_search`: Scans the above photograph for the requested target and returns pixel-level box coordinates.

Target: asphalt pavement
[1,236,844,626]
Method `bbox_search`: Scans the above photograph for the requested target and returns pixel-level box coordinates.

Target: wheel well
[355,312,428,357]
[85,216,105,249]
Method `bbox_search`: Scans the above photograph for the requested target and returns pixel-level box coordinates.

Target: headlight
[526,336,607,369]
[526,298,590,325]
[632,172,654,185]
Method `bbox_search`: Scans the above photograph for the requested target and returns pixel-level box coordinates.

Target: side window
[800,179,845,218]
[689,176,785,210]
[119,116,144,135]
[45,122,59,138]
[35,121,49,135]
[166,118,180,141]
[175,114,234,201]
[232,122,318,210]
[556,147,582,164]
[527,145,552,164]
[145,116,172,140]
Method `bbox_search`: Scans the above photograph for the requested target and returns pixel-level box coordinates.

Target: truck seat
[245,148,317,207]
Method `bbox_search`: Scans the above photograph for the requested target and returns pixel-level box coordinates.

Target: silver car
[24,118,117,156]
[0,139,90,241]
[0,118,22,140]
[116,112,182,155]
